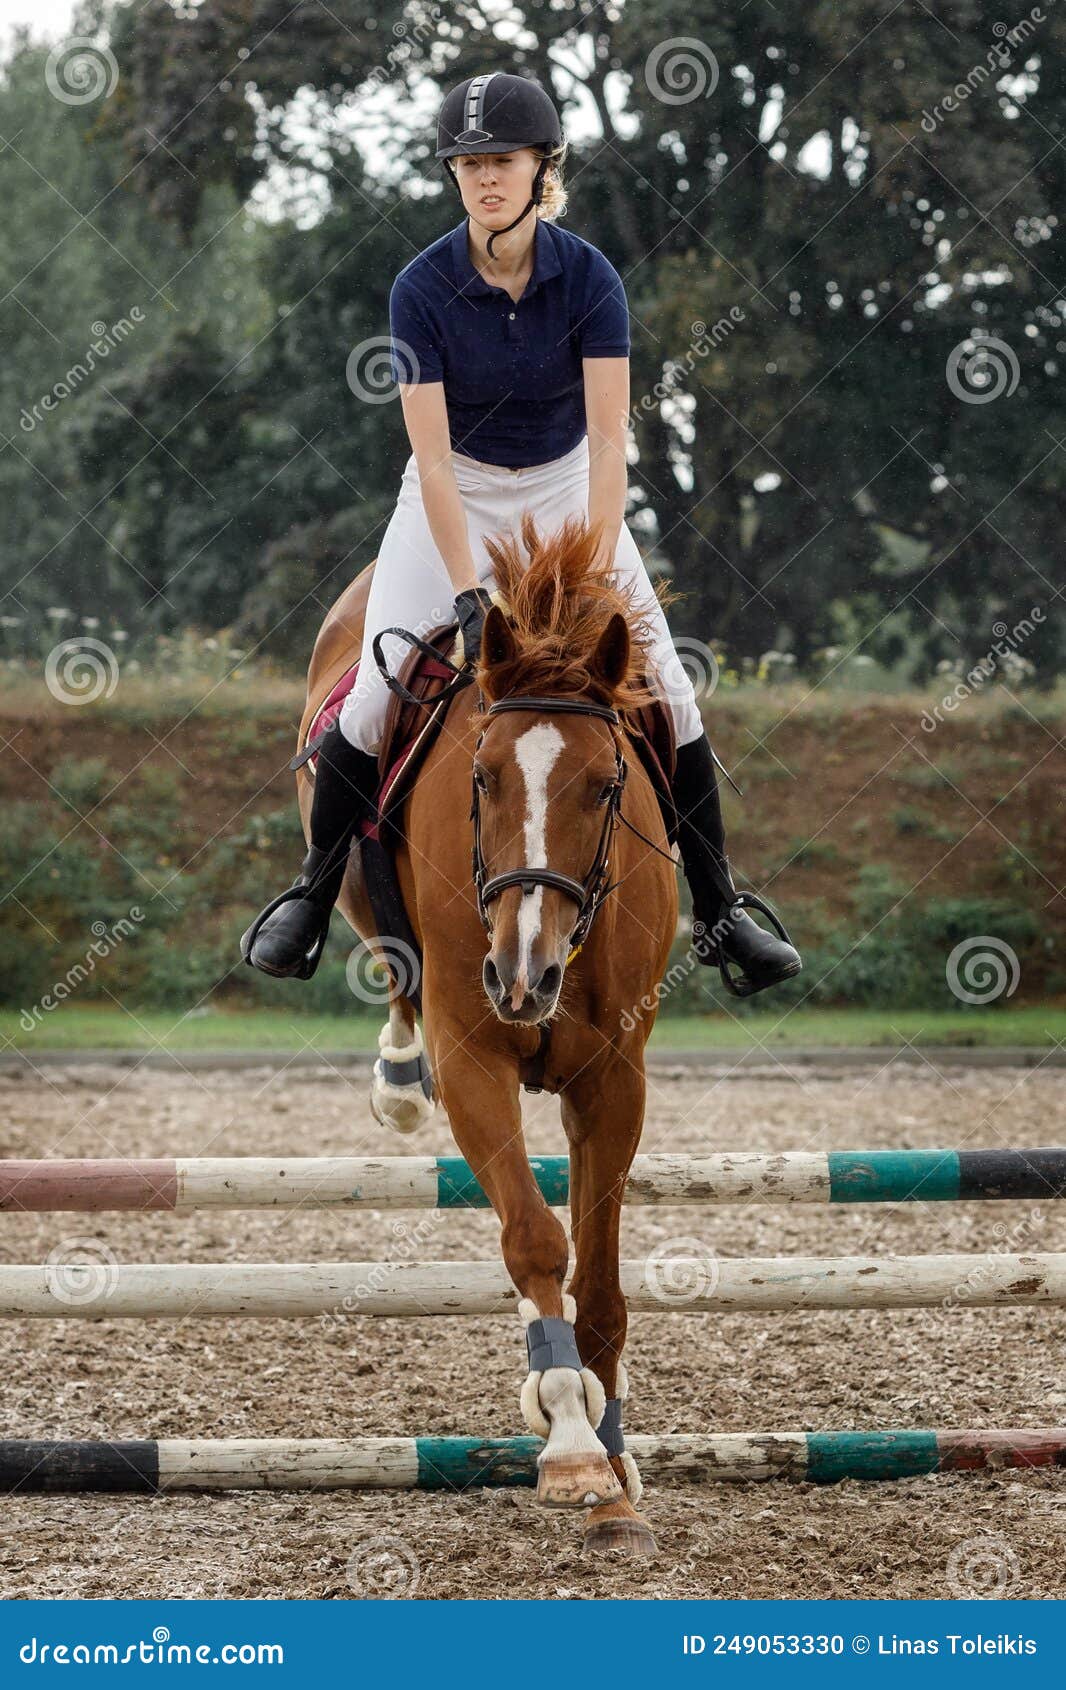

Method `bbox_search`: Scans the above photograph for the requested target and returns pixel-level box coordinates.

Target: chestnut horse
[297,514,678,1555]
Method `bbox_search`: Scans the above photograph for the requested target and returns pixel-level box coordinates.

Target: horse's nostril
[483,956,501,998]
[537,963,562,999]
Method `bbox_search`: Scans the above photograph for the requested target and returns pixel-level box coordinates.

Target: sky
[2,0,79,47]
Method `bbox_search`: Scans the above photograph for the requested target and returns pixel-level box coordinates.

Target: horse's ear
[481,602,517,671]
[589,611,630,695]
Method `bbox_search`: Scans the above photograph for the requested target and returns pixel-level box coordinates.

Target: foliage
[1,3,1064,683]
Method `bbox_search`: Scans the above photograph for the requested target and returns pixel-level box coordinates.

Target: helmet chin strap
[451,156,551,261]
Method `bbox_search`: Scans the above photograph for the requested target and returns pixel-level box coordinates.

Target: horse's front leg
[432,1033,622,1509]
[561,1060,658,1557]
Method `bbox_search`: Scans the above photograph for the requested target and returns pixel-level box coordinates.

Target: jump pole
[2,1148,1065,1211]
[1,1430,1064,1493]
[1,1253,1063,1318]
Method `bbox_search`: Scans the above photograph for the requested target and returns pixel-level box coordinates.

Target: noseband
[469,695,628,956]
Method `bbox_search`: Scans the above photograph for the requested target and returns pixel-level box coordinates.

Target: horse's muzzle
[483,952,564,1023]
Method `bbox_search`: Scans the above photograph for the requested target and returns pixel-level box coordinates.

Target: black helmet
[436,71,562,159]
[436,71,563,258]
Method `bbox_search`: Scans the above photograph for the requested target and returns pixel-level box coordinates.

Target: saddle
[291,623,679,1085]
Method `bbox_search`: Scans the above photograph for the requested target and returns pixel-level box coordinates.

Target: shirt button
[508,312,516,320]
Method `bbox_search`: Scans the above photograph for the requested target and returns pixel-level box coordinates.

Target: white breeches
[338,433,705,754]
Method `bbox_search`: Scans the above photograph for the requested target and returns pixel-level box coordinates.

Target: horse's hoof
[582,1515,659,1558]
[369,1032,435,1135]
[536,1451,624,1509]
[369,1082,433,1136]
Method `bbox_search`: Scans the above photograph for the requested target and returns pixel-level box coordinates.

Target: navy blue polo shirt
[388,216,630,468]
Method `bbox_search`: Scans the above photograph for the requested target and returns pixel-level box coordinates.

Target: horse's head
[470,512,658,1025]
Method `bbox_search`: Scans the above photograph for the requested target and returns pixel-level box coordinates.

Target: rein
[372,622,666,965]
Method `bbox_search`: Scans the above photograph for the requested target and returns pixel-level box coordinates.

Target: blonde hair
[535,141,569,222]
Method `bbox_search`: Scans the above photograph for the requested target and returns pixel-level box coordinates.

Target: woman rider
[242,71,801,996]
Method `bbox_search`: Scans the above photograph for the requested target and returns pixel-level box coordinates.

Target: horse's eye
[597,781,616,806]
[473,769,489,794]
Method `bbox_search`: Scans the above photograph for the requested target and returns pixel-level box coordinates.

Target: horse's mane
[478,511,671,710]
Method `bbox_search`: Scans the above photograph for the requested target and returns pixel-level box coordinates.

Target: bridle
[369,625,659,966]
[469,694,628,962]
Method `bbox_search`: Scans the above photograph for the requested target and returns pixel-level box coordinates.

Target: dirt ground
[0,1057,1063,1601]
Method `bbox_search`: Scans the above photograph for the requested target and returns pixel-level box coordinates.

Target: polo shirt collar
[450,215,562,300]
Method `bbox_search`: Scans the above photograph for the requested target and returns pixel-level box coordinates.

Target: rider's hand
[454,587,495,666]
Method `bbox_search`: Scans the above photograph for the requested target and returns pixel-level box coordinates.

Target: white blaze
[512,722,564,995]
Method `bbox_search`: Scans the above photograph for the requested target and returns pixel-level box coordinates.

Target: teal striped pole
[1,1430,1063,1492]
[2,1150,1063,1213]
[434,1148,1066,1208]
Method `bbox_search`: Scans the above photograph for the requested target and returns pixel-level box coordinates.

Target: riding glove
[454,587,496,666]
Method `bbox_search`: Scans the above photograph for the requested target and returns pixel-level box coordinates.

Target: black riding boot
[239,721,381,979]
[671,733,802,997]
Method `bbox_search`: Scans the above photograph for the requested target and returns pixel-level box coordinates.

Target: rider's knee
[338,683,388,756]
